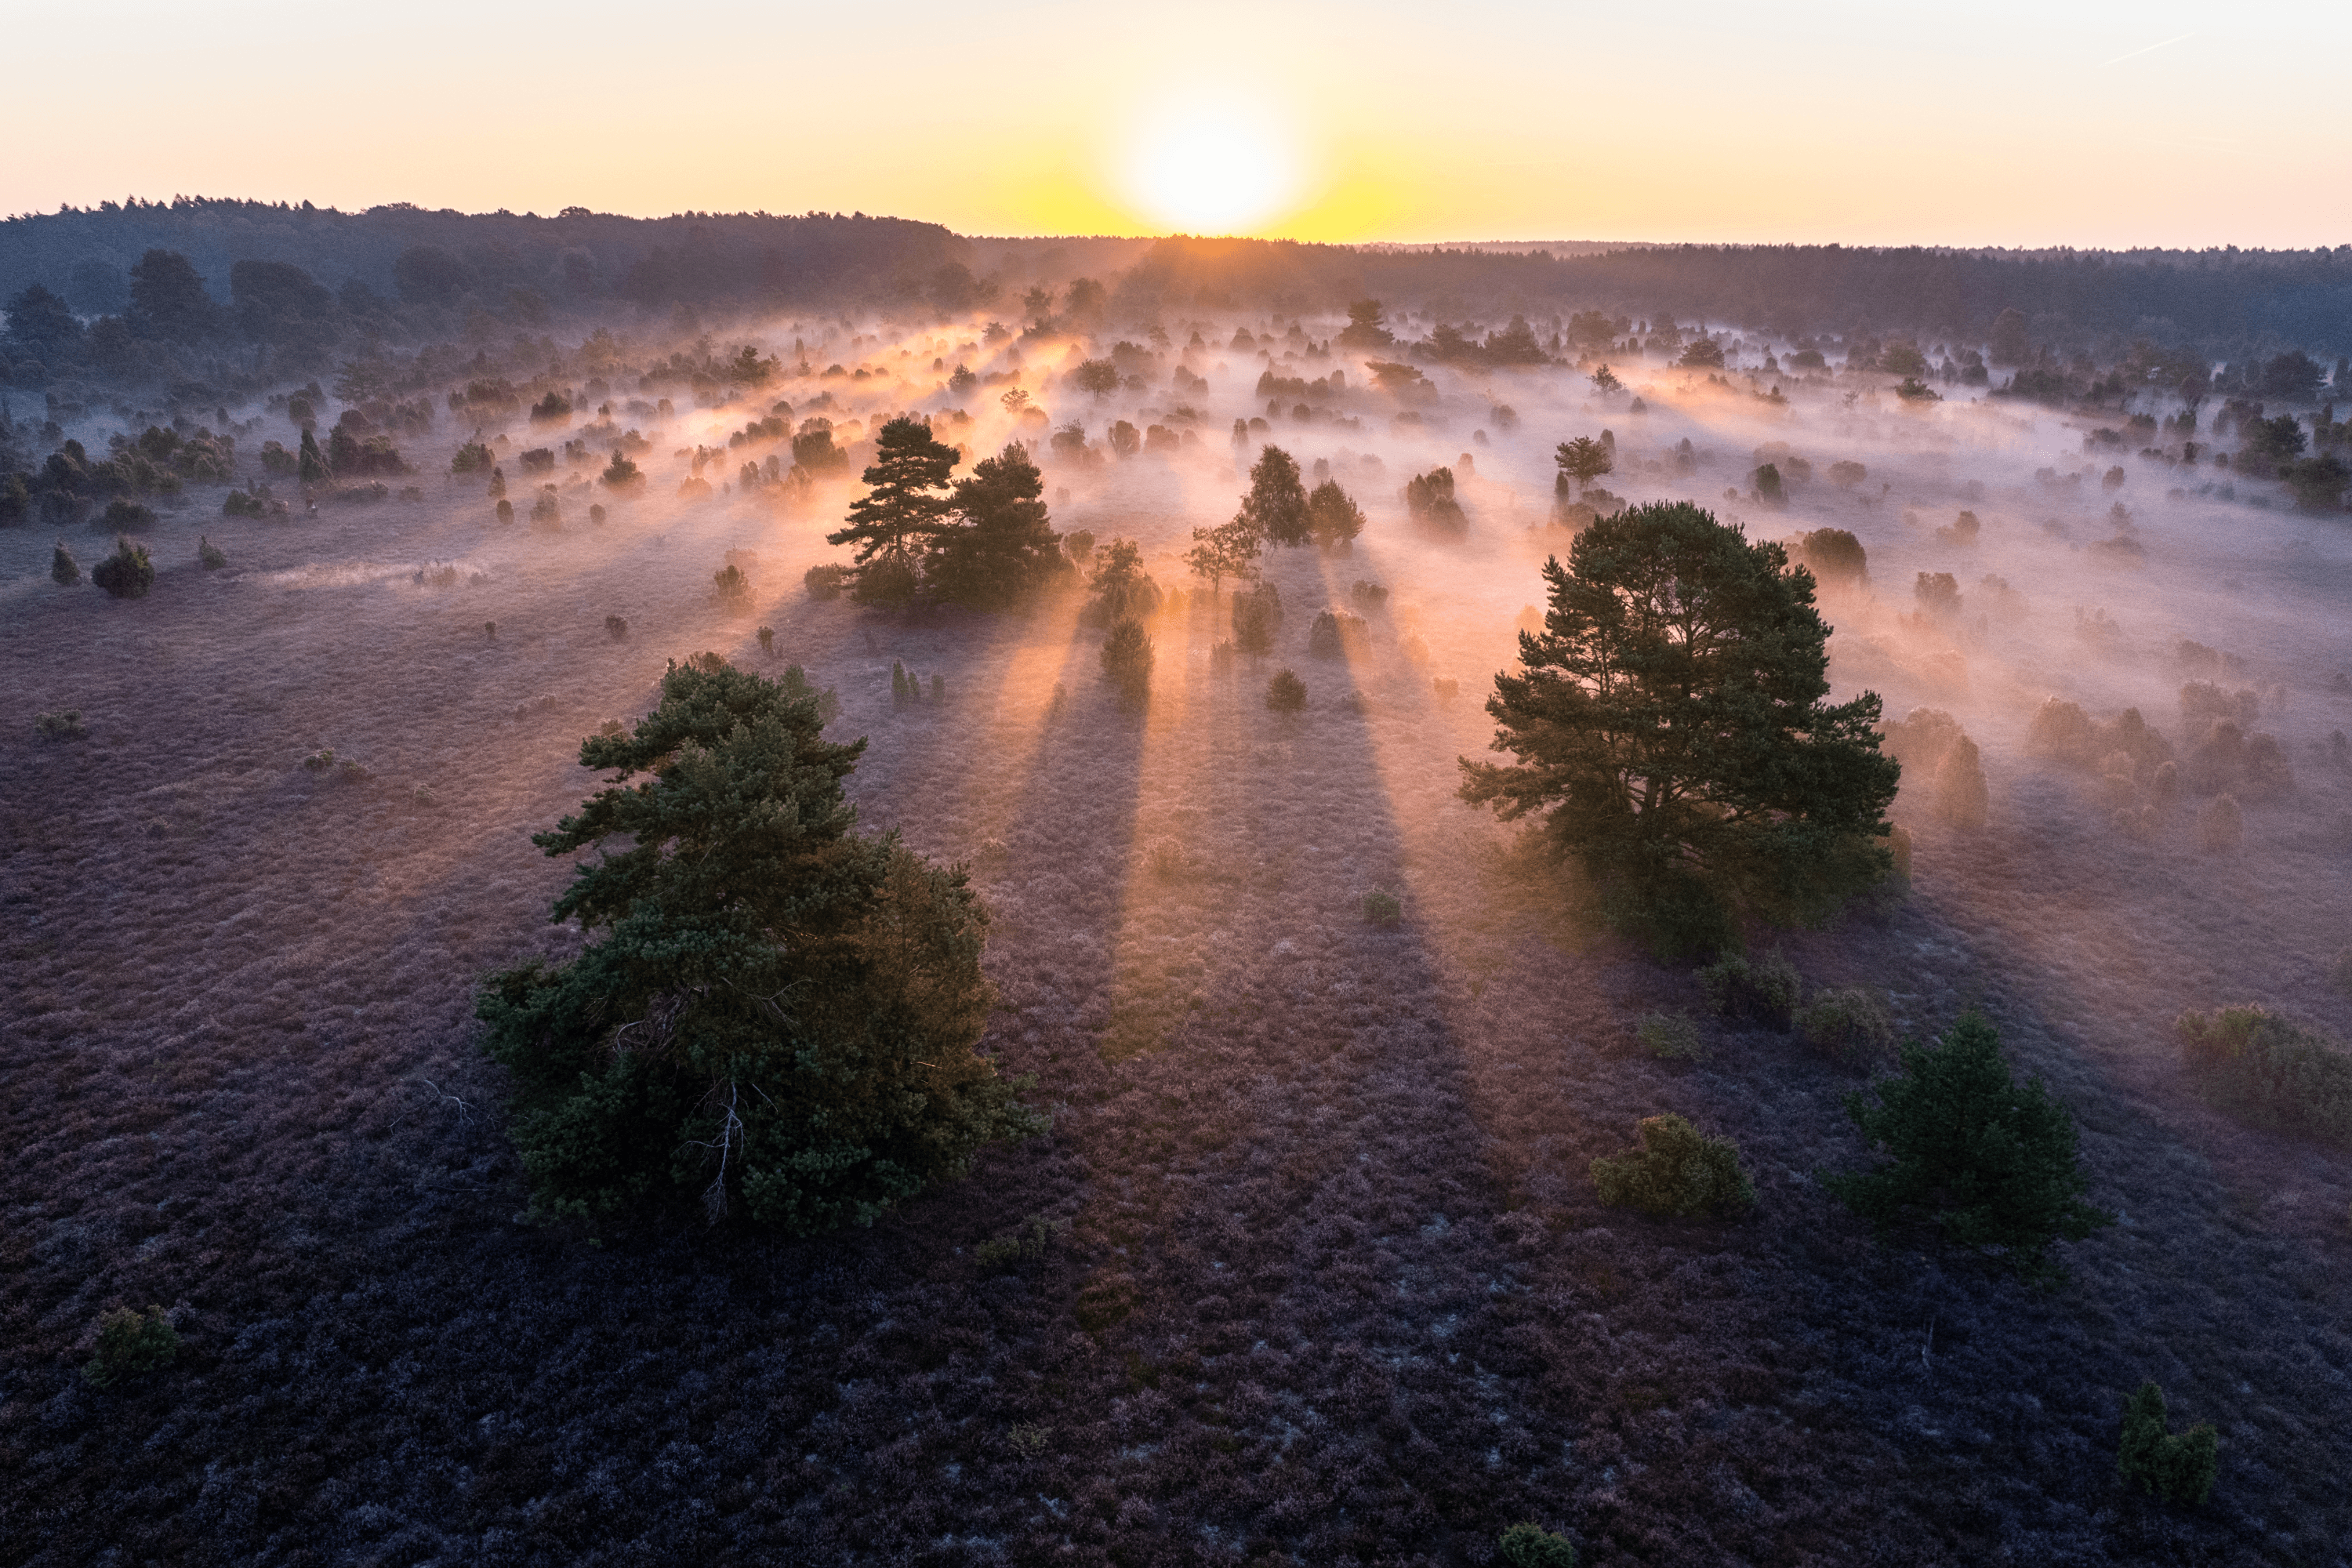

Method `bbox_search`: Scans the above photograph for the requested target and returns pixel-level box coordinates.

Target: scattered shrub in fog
[2118,1381,2220,1506]
[452,438,493,474]
[1635,1013,1704,1060]
[1308,610,1369,659]
[1266,667,1307,711]
[197,535,226,570]
[600,451,644,492]
[1305,478,1365,550]
[804,563,848,600]
[51,539,80,585]
[589,503,608,525]
[1699,950,1800,1030]
[494,499,514,525]
[1590,1113,1755,1218]
[36,710,86,740]
[91,537,154,598]
[1232,580,1283,655]
[2197,793,2242,851]
[477,655,1043,1231]
[1933,735,1989,828]
[1238,445,1310,546]
[1403,466,1466,531]
[1826,1011,2113,1279]
[1348,579,1388,609]
[892,661,914,708]
[1362,889,1403,928]
[102,497,156,532]
[1102,618,1152,711]
[930,441,1065,610]
[1798,987,1896,1065]
[756,625,773,653]
[605,615,629,641]
[1914,572,1962,617]
[1083,539,1163,628]
[2025,699,2100,767]
[713,563,750,607]
[485,620,497,641]
[1145,837,1193,881]
[1462,503,1897,957]
[82,1306,180,1389]
[1497,1521,1578,1567]
[2176,1006,2352,1148]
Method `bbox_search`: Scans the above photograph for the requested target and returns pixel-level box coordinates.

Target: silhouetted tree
[1185,514,1262,593]
[1305,478,1365,550]
[3,284,82,358]
[1555,436,1614,492]
[826,415,960,607]
[127,250,218,341]
[1338,299,1396,350]
[1461,502,1899,955]
[927,441,1064,609]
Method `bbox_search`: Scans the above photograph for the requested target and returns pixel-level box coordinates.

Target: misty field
[7,314,2352,1567]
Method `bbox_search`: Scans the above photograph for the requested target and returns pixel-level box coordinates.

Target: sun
[1123,97,1303,235]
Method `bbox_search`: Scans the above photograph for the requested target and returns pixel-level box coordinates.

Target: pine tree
[927,441,1063,609]
[1824,1011,2114,1279]
[1102,619,1152,710]
[1237,445,1310,546]
[477,655,1044,1232]
[297,427,328,485]
[1460,502,1899,954]
[827,415,960,608]
[51,539,80,586]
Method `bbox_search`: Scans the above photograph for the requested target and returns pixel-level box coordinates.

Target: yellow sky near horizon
[8,2,2347,250]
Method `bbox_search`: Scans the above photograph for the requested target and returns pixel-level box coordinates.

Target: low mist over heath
[5,208,2352,1565]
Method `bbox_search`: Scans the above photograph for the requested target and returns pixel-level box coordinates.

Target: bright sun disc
[1125,101,1299,234]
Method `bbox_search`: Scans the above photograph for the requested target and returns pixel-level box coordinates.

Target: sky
[10,0,2347,249]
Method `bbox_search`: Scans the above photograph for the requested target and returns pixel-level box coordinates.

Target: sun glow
[1122,96,1304,235]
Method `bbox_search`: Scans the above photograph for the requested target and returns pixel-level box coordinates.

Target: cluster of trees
[1182,445,1363,592]
[823,417,1065,609]
[0,416,239,526]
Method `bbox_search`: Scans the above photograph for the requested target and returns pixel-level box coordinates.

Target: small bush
[1590,1113,1755,1218]
[36,710,86,741]
[804,562,848,600]
[101,497,157,532]
[1232,581,1283,655]
[1698,950,1800,1030]
[757,625,775,653]
[589,503,608,525]
[604,615,629,641]
[2176,1006,2352,1148]
[198,535,227,570]
[495,498,514,525]
[973,1213,1069,1272]
[1363,889,1403,928]
[713,563,750,605]
[1266,668,1307,711]
[1825,1011,2113,1277]
[51,539,80,585]
[485,620,497,641]
[1146,837,1192,881]
[91,538,154,599]
[82,1305,180,1389]
[780,664,842,724]
[302,748,337,772]
[2117,1381,2219,1506]
[1102,618,1153,710]
[1799,987,1896,1063]
[1497,1522,1577,1568]
[1634,1013,1704,1060]
[1308,609,1369,658]
[1349,579,1389,608]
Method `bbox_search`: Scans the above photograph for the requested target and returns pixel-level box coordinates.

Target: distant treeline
[0,198,970,320]
[3,201,2348,382]
[1109,237,2352,354]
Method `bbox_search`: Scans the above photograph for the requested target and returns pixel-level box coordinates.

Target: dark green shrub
[51,539,80,585]
[1798,986,1896,1063]
[1590,1113,1754,1217]
[477,656,1045,1231]
[1824,1011,2113,1277]
[1698,950,1799,1029]
[1363,890,1403,928]
[101,497,156,532]
[2176,1006,2352,1147]
[452,439,494,474]
[2117,1381,2219,1505]
[1266,668,1307,711]
[804,562,848,600]
[82,1305,180,1388]
[1308,609,1368,658]
[605,615,629,641]
[974,1213,1069,1272]
[713,562,750,604]
[91,538,154,598]
[198,535,227,570]
[1497,1522,1577,1567]
[36,710,86,740]
[1102,618,1153,710]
